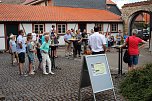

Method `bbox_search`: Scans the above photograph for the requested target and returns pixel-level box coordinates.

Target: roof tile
[0,4,122,22]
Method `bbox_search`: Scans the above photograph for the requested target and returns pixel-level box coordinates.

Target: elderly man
[88,26,106,55]
[121,29,147,71]
[40,35,54,75]
[64,30,72,57]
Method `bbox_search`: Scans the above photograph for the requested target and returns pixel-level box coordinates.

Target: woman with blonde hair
[9,34,18,65]
[40,35,54,75]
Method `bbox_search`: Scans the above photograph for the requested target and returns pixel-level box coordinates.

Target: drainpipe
[21,23,26,35]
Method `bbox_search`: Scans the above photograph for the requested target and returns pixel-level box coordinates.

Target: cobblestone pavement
[0,46,151,101]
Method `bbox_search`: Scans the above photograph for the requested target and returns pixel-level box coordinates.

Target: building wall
[0,24,5,50]
[87,23,95,33]
[67,23,78,30]
[103,23,111,32]
[2,22,123,49]
[45,23,56,32]
[19,24,32,35]
[118,23,123,32]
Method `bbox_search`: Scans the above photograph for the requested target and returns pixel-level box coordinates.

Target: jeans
[128,55,139,66]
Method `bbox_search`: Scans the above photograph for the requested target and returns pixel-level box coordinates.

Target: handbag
[123,37,130,63]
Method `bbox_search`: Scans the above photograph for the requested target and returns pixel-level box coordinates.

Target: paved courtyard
[0,45,152,101]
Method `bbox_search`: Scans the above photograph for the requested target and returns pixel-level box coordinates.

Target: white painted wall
[19,24,32,35]
[67,23,78,30]
[87,23,95,33]
[0,24,4,37]
[0,24,5,50]
[45,23,56,32]
[118,24,123,33]
[58,36,65,45]
[0,38,5,50]
[103,23,110,32]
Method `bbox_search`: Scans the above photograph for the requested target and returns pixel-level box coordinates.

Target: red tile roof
[135,14,144,22]
[0,4,122,22]
[106,0,116,5]
[122,1,152,8]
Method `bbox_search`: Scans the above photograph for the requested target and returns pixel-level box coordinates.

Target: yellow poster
[91,63,107,76]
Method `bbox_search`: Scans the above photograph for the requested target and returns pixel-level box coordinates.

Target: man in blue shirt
[64,30,72,57]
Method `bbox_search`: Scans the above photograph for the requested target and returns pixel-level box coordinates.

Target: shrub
[120,64,152,101]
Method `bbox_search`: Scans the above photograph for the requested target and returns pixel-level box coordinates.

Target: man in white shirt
[88,26,106,55]
[17,30,26,75]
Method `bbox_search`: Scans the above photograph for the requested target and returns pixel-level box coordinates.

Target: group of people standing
[64,29,88,58]
[9,25,57,75]
[9,25,147,75]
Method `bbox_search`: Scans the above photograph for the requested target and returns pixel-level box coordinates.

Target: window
[111,23,118,32]
[57,24,66,34]
[95,23,103,31]
[34,24,44,33]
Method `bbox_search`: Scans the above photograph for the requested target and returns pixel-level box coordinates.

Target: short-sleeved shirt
[17,35,26,53]
[88,32,106,52]
[40,41,50,53]
[9,40,17,52]
[76,34,82,44]
[64,34,72,42]
[126,36,142,55]
[41,35,45,44]
[32,33,37,41]
[27,42,35,59]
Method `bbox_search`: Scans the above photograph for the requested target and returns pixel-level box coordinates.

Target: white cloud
[112,0,147,8]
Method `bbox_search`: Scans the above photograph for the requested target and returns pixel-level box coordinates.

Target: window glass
[57,24,66,34]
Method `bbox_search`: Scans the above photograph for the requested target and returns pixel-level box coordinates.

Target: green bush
[120,64,152,101]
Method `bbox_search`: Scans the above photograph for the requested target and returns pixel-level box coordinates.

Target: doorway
[79,23,86,32]
[6,24,19,50]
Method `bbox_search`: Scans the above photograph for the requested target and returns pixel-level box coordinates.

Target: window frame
[57,24,67,34]
[111,23,118,32]
[34,24,44,34]
[95,23,103,31]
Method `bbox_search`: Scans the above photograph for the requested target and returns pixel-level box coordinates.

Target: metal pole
[118,48,121,74]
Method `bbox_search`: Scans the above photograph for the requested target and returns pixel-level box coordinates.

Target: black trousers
[92,51,105,55]
[73,42,81,56]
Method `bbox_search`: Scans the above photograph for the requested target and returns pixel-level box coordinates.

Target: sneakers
[49,72,55,75]
[29,71,35,75]
[43,72,49,75]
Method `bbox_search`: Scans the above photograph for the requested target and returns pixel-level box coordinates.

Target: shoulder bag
[123,37,130,63]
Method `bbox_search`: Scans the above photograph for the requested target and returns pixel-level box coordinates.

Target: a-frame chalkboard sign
[78,54,117,101]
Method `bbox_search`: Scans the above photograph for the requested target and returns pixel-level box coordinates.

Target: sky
[112,0,147,8]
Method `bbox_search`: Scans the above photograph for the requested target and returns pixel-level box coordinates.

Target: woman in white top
[9,34,18,65]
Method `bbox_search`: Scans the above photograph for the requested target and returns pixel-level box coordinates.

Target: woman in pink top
[122,29,147,71]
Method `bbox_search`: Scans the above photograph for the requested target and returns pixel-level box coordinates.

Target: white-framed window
[111,23,118,32]
[57,24,66,34]
[95,23,103,31]
[34,24,44,33]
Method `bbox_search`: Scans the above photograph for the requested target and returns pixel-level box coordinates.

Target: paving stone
[1,47,151,101]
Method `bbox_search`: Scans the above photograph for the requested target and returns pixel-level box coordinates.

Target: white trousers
[41,52,52,73]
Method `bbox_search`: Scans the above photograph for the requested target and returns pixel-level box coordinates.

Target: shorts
[28,56,34,64]
[128,55,139,66]
[18,52,25,63]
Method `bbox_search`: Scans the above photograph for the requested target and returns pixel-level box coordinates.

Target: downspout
[21,23,26,35]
